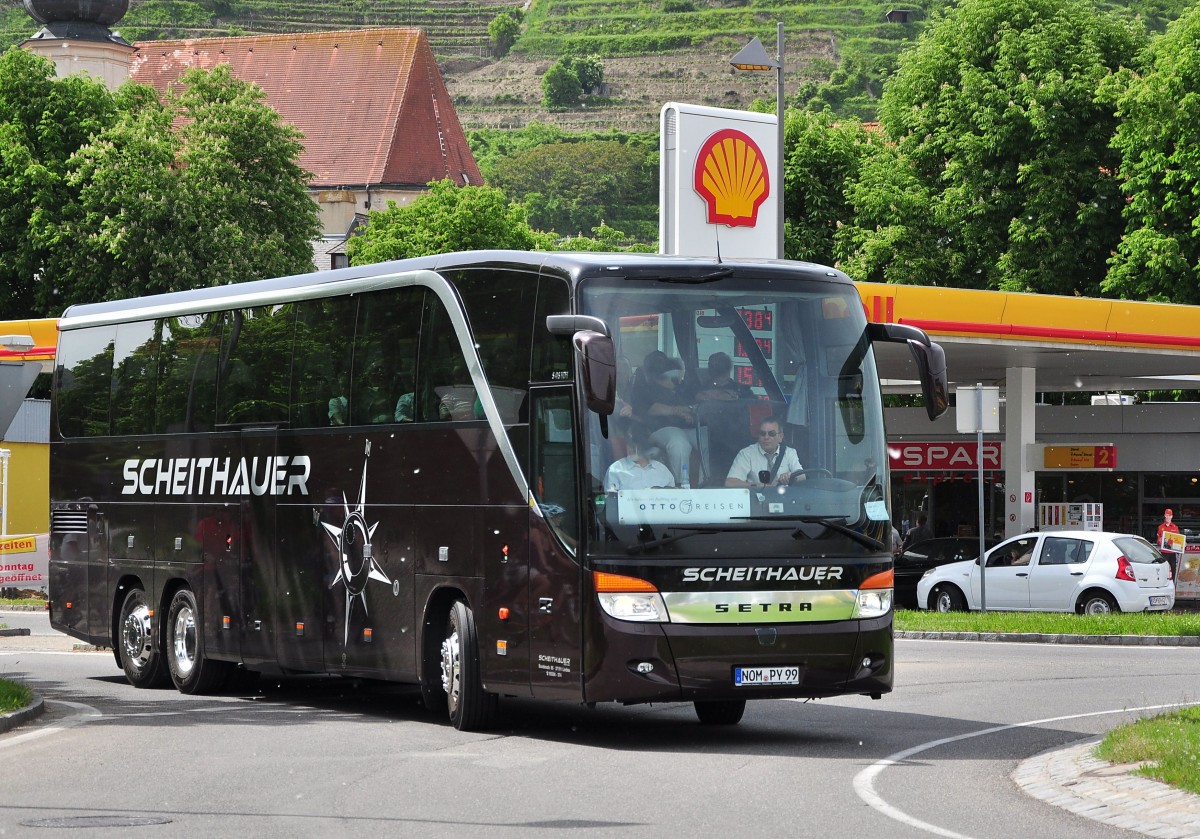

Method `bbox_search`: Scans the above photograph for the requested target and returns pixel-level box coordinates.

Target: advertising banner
[0,533,47,595]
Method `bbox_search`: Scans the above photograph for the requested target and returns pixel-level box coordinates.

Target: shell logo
[693,129,770,227]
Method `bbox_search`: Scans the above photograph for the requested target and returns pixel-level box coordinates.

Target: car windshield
[578,270,890,558]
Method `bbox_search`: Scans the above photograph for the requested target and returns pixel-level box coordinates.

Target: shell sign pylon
[660,103,778,258]
[693,129,770,228]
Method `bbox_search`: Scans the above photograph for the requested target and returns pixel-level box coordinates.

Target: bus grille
[51,510,89,534]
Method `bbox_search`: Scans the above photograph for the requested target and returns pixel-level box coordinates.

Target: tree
[777,109,880,265]
[839,0,1144,294]
[488,10,522,58]
[489,140,655,237]
[32,64,320,312]
[0,48,118,318]
[346,180,546,265]
[1104,5,1200,303]
[542,58,583,109]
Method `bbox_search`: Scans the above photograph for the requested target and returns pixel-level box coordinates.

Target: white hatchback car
[916,530,1175,614]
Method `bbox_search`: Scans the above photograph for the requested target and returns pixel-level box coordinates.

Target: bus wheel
[118,588,168,688]
[440,601,497,731]
[694,700,746,725]
[166,588,231,695]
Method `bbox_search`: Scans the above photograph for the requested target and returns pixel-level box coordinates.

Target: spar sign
[889,442,1003,471]
[660,103,779,259]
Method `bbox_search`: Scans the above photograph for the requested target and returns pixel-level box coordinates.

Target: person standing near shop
[1156,508,1182,577]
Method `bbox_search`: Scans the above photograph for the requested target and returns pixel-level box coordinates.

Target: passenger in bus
[725,416,803,488]
[328,394,348,426]
[604,430,675,491]
[631,350,700,485]
[437,359,481,420]
[694,352,752,402]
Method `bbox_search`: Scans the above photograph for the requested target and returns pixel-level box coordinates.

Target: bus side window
[156,313,223,434]
[111,321,159,436]
[532,276,572,384]
[56,325,115,439]
[291,297,356,428]
[418,294,478,422]
[351,286,422,425]
[217,306,294,426]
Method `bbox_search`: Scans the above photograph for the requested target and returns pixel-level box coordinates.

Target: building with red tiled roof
[129,28,482,261]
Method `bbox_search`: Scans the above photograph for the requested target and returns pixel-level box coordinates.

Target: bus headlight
[853,589,892,619]
[594,570,670,623]
[597,592,669,622]
[853,568,894,618]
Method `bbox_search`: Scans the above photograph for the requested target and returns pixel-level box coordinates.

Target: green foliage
[0,48,118,318]
[489,139,654,237]
[28,63,319,312]
[1104,5,1200,303]
[896,608,1200,636]
[838,0,1144,295]
[347,179,544,264]
[117,1,213,41]
[488,9,522,58]
[553,222,655,252]
[540,54,604,109]
[1098,706,1200,795]
[542,57,582,108]
[779,109,881,265]
[0,677,31,714]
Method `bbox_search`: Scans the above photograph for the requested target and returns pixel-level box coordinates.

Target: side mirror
[866,322,949,420]
[574,330,615,415]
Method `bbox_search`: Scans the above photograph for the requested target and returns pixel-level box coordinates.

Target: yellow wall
[2,442,48,534]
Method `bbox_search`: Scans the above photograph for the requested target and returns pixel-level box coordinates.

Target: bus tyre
[441,601,497,731]
[166,588,231,694]
[118,588,169,688]
[694,699,746,725]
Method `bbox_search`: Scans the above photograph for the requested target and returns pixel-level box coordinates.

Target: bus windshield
[579,272,890,558]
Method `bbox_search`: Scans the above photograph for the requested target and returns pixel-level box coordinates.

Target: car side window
[1040,537,1072,566]
[988,537,1036,568]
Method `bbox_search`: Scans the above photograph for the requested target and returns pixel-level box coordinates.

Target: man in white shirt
[725,416,803,488]
[605,436,676,491]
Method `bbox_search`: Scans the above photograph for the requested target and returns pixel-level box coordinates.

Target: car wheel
[1077,591,1118,615]
[931,584,966,613]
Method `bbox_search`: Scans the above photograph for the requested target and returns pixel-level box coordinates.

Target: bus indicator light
[498,607,510,620]
[222,615,231,630]
[363,628,373,643]
[295,621,304,636]
[496,640,508,656]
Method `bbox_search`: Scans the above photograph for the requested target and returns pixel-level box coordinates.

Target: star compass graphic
[322,449,391,646]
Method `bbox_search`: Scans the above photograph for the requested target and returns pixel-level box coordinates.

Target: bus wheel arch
[165,585,231,694]
[419,586,462,713]
[116,583,169,688]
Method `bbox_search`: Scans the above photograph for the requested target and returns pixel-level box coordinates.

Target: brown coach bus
[49,251,946,729]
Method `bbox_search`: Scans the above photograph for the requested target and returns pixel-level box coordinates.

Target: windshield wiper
[733,515,887,551]
[625,524,794,554]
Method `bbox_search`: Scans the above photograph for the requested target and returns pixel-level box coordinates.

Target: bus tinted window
[419,293,476,422]
[532,275,571,384]
[292,297,356,427]
[217,306,295,427]
[451,269,539,423]
[111,320,159,436]
[56,325,115,438]
[156,313,223,433]
[351,286,424,425]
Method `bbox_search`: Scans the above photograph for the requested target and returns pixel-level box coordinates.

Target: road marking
[852,702,1196,839]
[0,700,102,750]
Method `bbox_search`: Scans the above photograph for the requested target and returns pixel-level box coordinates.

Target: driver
[725,416,804,488]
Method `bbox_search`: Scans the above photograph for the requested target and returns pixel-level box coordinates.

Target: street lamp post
[730,22,785,259]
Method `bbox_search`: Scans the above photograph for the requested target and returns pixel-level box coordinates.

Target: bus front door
[527,388,584,699]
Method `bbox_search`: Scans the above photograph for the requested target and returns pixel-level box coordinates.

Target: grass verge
[0,677,32,714]
[1096,706,1200,795]
[895,609,1200,637]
